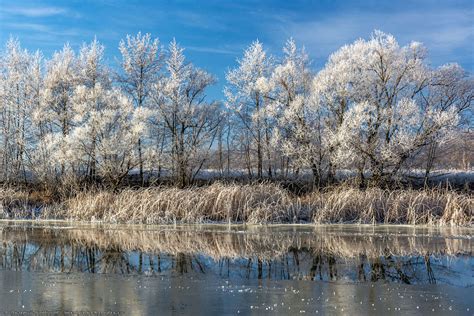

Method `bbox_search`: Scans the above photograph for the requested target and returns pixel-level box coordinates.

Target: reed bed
[0,182,472,225]
[63,183,298,224]
[309,186,473,225]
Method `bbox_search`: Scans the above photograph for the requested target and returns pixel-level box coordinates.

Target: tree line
[0,31,472,189]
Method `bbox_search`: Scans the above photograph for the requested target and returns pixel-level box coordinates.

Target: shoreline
[1,218,472,229]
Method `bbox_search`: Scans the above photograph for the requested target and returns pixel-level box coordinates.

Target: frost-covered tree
[62,39,146,187]
[420,63,474,183]
[0,32,471,188]
[0,38,41,183]
[312,31,471,185]
[151,40,220,187]
[68,85,144,187]
[310,34,379,183]
[118,32,163,183]
[268,39,316,179]
[22,50,45,183]
[38,43,78,137]
[225,40,273,178]
[34,43,79,178]
[67,38,110,180]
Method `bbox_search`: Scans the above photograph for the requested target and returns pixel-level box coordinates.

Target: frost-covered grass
[1,182,472,226]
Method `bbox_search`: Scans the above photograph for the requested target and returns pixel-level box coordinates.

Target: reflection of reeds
[1,225,470,260]
[1,183,473,225]
[1,225,471,285]
[67,228,474,259]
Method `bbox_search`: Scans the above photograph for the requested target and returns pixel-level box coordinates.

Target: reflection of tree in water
[99,246,130,274]
[0,226,470,285]
[310,250,337,281]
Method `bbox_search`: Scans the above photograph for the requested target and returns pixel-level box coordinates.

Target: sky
[0,0,473,100]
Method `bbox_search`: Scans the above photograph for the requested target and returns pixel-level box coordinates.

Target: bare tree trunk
[89,136,96,182]
[327,161,335,185]
[357,166,365,188]
[265,126,272,178]
[244,142,252,178]
[424,141,438,187]
[157,125,166,179]
[138,138,144,185]
[256,128,263,179]
[311,162,320,190]
[226,124,231,176]
[217,124,224,175]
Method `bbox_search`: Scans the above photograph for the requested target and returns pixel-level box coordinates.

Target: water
[0,221,472,314]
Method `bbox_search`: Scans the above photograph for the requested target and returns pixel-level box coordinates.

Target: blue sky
[1,0,473,100]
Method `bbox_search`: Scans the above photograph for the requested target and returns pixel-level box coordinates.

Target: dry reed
[0,182,472,225]
[62,183,298,224]
[308,186,473,225]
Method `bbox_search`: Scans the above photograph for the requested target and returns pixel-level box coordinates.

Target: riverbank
[1,183,472,225]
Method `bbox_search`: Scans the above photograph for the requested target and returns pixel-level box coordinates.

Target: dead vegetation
[307,185,473,225]
[0,182,472,225]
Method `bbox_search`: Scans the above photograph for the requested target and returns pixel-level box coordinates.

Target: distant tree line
[0,31,472,189]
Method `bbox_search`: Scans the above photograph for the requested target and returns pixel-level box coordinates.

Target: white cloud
[275,8,473,68]
[186,45,239,55]
[4,23,50,32]
[2,6,67,17]
[2,22,82,45]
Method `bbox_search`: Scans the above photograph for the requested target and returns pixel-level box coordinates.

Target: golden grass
[308,186,473,225]
[1,182,472,225]
[63,183,298,224]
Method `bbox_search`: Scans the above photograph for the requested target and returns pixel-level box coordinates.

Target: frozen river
[0,221,472,314]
